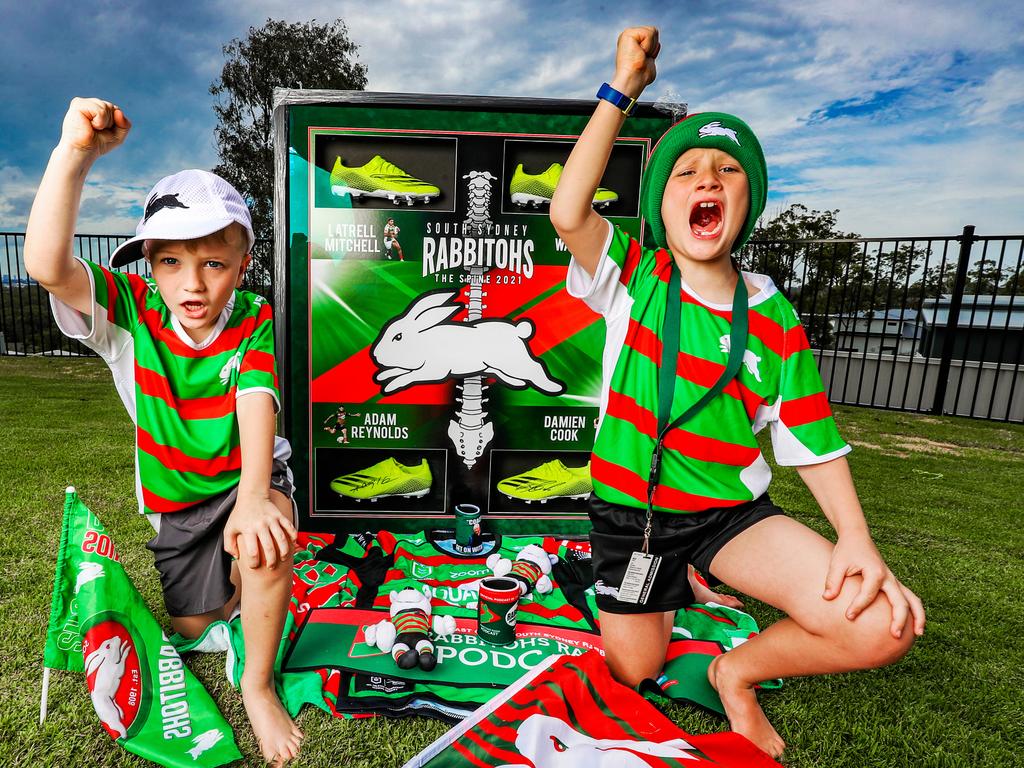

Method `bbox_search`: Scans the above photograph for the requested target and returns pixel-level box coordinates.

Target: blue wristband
[596,82,638,116]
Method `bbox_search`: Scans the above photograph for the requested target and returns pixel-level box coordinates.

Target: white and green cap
[110,169,255,268]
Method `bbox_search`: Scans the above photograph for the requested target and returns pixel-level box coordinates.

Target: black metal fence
[0,233,272,358]
[739,226,1024,422]
[3,228,1022,422]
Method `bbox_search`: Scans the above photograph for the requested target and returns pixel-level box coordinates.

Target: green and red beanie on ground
[640,111,768,253]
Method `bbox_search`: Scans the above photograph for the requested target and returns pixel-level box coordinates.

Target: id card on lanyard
[619,262,749,605]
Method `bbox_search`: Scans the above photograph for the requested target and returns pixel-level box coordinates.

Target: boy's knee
[866,618,916,667]
[603,645,663,687]
[836,606,916,669]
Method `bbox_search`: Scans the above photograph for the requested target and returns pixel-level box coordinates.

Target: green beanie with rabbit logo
[640,111,767,252]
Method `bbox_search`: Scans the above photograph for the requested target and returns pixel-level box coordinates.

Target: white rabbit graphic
[371,291,565,395]
[218,350,243,386]
[188,729,224,759]
[75,562,104,593]
[719,334,762,382]
[496,713,698,766]
[84,636,131,740]
[593,579,620,599]
[697,121,740,146]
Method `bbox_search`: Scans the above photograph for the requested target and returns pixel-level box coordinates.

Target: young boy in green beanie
[551,27,925,758]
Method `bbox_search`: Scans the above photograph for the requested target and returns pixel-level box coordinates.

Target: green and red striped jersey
[51,258,288,519]
[566,223,849,513]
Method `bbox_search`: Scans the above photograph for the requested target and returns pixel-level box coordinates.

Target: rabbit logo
[697,121,741,145]
[219,351,243,386]
[504,714,699,766]
[75,561,105,593]
[718,334,762,382]
[82,617,144,741]
[188,729,225,759]
[370,290,565,395]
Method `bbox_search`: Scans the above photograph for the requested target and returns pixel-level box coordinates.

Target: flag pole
[39,667,51,725]
[40,485,74,727]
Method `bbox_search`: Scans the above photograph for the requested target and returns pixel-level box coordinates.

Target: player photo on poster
[281,95,674,533]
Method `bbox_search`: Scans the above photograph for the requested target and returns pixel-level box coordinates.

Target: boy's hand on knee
[60,97,131,159]
[614,26,660,96]
[823,534,925,638]
[224,495,298,570]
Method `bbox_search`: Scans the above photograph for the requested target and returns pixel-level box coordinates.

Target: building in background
[832,308,924,357]
[918,295,1024,364]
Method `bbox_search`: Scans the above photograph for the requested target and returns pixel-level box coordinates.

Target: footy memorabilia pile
[240,529,777,721]
[41,488,777,764]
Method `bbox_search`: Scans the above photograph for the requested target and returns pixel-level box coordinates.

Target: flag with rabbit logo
[402,651,779,768]
[43,487,241,767]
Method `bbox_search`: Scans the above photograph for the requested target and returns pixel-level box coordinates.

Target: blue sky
[1,0,1022,236]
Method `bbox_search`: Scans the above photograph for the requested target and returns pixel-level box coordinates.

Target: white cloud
[778,133,1024,235]
[2,0,1021,238]
[956,68,1024,127]
[0,164,39,230]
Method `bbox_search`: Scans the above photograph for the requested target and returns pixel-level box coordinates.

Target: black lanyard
[643,264,749,549]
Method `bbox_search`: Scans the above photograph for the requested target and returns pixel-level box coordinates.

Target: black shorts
[145,457,296,617]
[588,493,785,615]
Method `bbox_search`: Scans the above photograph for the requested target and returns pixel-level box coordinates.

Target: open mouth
[182,301,206,317]
[689,200,724,239]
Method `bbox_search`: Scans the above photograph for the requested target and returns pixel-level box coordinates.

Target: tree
[965,257,1006,296]
[744,204,861,293]
[210,18,368,282]
[742,204,862,347]
[999,269,1024,297]
[911,255,1009,302]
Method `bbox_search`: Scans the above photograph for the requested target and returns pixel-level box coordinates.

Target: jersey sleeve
[236,299,281,411]
[49,257,143,362]
[769,305,851,466]
[565,221,656,315]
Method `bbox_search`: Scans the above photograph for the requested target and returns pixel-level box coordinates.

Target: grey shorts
[146,457,296,617]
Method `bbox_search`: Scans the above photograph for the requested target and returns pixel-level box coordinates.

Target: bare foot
[692,579,745,609]
[707,654,785,759]
[241,679,303,765]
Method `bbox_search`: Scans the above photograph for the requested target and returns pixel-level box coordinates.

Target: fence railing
[0,232,272,358]
[738,226,1024,422]
[3,228,1022,422]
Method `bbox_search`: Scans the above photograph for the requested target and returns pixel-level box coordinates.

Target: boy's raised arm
[550,26,659,277]
[24,98,131,314]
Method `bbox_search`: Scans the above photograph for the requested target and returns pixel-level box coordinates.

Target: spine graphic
[448,171,497,467]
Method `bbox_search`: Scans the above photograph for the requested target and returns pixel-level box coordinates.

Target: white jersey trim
[566,220,632,425]
[237,385,282,413]
[770,419,853,466]
[168,293,234,350]
[680,271,777,310]
[50,257,137,422]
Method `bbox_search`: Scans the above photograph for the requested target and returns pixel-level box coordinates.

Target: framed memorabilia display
[273,90,678,533]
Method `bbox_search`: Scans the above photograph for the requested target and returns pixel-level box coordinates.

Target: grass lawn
[1,356,1022,767]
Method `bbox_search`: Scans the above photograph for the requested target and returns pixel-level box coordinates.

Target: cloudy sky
[1,0,1021,236]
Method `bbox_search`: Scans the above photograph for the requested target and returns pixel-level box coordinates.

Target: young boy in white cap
[25,98,302,765]
[551,29,925,758]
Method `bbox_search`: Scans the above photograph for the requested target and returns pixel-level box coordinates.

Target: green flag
[43,487,242,767]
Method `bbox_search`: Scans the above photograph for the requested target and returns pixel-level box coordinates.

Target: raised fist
[60,97,131,158]
[615,26,660,95]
